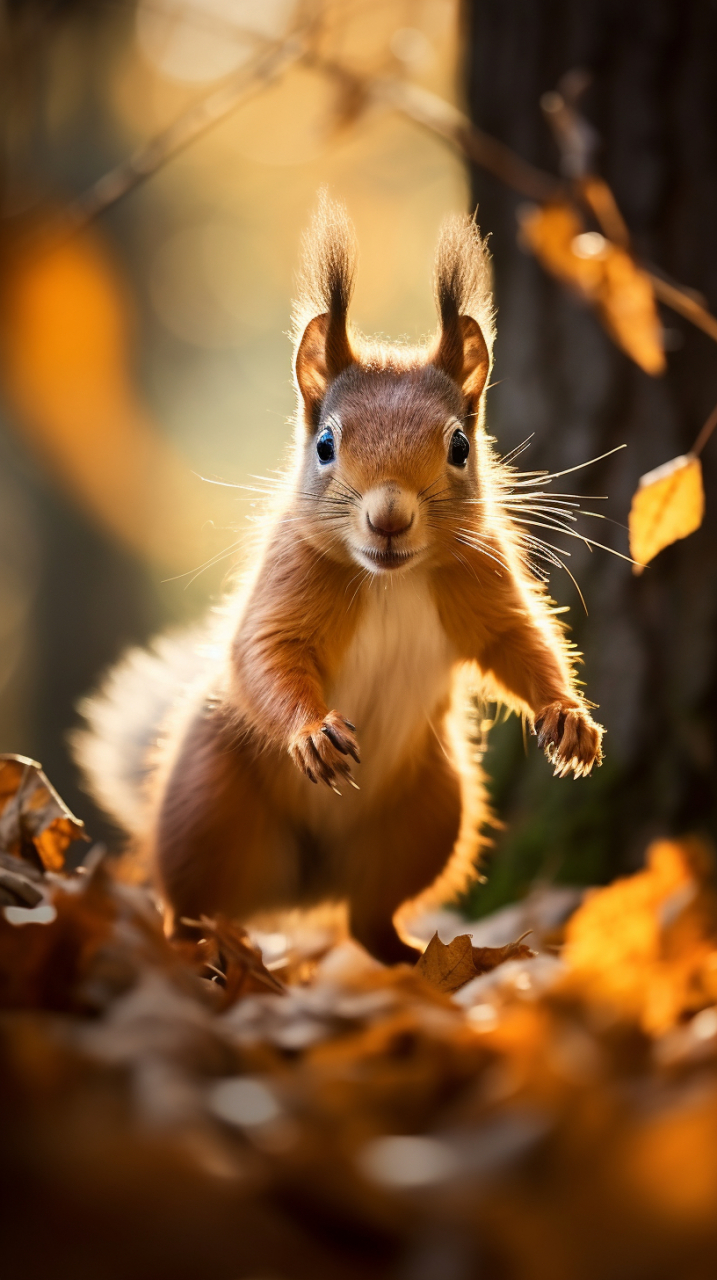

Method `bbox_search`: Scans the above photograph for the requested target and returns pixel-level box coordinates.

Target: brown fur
[76,198,603,965]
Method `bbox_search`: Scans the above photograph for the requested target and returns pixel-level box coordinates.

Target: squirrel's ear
[432,311,490,412]
[294,194,357,423]
[295,310,354,422]
[431,214,494,414]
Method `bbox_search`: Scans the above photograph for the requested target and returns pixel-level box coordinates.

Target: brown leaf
[629,453,704,573]
[0,754,88,871]
[415,932,477,993]
[417,931,539,993]
[471,934,536,975]
[191,915,284,1008]
[0,869,116,1012]
[520,201,665,375]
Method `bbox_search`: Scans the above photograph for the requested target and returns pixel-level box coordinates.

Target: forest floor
[2,755,717,1280]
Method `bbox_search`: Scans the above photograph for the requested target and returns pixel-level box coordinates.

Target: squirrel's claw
[534,701,603,778]
[290,710,362,792]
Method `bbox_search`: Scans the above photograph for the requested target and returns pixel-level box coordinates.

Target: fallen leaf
[0,852,45,907]
[520,201,665,375]
[472,934,536,975]
[187,915,284,1008]
[561,837,717,1032]
[0,754,87,870]
[628,453,704,572]
[416,932,478,993]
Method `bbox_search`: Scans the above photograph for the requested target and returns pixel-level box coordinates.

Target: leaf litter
[3,765,717,1278]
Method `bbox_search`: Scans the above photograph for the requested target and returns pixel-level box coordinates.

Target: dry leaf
[5,756,717,1278]
[472,934,536,975]
[416,932,477,993]
[598,247,665,375]
[629,453,704,572]
[520,201,665,375]
[417,931,538,992]
[194,914,284,1007]
[561,837,717,1032]
[0,753,87,870]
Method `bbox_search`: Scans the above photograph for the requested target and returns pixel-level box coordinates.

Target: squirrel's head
[291,195,495,576]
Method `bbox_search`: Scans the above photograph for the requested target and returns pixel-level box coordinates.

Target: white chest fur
[326,573,455,802]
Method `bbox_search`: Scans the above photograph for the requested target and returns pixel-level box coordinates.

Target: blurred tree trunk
[462,0,717,912]
[0,0,165,846]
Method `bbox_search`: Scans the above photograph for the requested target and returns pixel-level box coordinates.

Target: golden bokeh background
[0,0,467,808]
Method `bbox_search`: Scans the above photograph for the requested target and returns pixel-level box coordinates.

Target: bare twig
[692,400,717,458]
[57,33,305,236]
[649,273,717,347]
[31,26,717,354]
[363,77,564,204]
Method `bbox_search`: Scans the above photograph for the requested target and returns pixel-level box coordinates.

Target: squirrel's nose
[366,510,414,538]
[364,483,417,539]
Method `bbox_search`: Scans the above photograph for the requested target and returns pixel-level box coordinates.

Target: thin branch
[649,273,717,347]
[57,32,306,236]
[363,77,564,204]
[35,30,717,354]
[692,399,717,458]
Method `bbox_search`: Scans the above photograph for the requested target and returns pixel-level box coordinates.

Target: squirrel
[73,196,603,965]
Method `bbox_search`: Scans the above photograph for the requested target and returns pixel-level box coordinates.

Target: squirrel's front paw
[289,711,360,793]
[534,702,603,778]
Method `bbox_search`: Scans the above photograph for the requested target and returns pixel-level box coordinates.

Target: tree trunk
[462,0,717,913]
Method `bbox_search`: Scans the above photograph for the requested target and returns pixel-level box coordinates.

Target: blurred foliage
[3,760,717,1278]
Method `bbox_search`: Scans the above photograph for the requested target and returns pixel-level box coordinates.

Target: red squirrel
[75,197,603,965]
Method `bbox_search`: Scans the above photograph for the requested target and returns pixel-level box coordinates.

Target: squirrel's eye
[448,428,470,468]
[316,429,336,464]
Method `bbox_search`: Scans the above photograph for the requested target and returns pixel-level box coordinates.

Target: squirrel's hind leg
[345,733,465,966]
[151,703,297,936]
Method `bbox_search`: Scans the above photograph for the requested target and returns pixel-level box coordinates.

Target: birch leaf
[629,454,704,573]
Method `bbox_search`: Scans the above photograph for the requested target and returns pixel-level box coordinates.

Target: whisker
[507,515,636,564]
[162,537,244,587]
[510,444,627,487]
[497,434,536,466]
[454,533,510,575]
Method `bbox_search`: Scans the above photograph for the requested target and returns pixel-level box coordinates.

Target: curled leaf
[520,201,665,375]
[629,453,704,573]
[0,754,87,871]
[472,933,536,975]
[183,914,284,1008]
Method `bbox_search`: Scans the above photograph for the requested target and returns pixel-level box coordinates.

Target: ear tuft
[293,192,357,420]
[432,215,494,410]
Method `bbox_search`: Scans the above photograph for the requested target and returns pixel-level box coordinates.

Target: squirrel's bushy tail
[70,628,213,839]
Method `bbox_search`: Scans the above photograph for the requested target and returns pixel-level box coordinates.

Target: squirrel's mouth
[357,545,422,572]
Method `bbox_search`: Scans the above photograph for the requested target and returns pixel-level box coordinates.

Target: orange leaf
[0,754,87,871]
[629,453,704,573]
[598,247,666,376]
[520,201,665,375]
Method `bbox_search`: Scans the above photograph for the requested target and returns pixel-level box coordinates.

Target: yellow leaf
[520,202,665,375]
[629,453,704,573]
